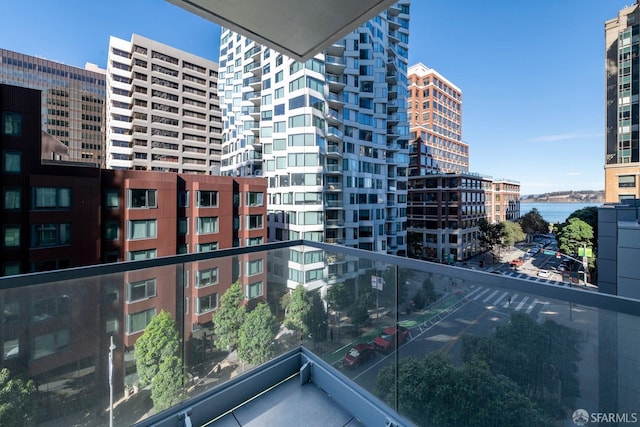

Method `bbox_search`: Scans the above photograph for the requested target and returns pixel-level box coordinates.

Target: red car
[342,343,376,369]
[373,326,409,353]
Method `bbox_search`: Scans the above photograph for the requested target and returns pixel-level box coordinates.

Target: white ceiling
[166,0,398,61]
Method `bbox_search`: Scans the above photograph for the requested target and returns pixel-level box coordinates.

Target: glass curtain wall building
[218,2,410,258]
[0,48,106,166]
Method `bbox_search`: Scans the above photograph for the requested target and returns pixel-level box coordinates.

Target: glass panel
[0,243,638,426]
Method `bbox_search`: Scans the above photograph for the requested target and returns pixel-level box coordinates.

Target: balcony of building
[3,241,633,426]
[327,91,344,107]
[326,73,346,92]
[324,55,345,74]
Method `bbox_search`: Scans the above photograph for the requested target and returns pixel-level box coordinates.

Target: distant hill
[521,190,604,203]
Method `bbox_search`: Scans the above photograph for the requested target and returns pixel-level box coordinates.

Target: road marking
[493,291,509,306]
[503,293,518,308]
[441,309,492,354]
[515,296,529,311]
[482,290,500,303]
[465,287,483,298]
[473,288,491,300]
[526,299,540,314]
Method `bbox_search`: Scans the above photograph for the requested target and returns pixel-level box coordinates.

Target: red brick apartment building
[1,84,267,407]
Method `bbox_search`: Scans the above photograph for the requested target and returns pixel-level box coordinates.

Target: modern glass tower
[0,48,106,166]
[218,2,410,257]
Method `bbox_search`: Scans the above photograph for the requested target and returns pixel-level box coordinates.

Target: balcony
[1,241,638,427]
[326,91,344,107]
[327,126,344,141]
[324,55,345,74]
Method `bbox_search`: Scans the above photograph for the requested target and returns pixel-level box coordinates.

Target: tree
[238,303,278,365]
[347,295,370,333]
[213,282,246,352]
[501,221,526,247]
[518,208,549,237]
[0,368,36,426]
[307,291,328,343]
[284,284,311,334]
[566,206,598,239]
[462,313,582,416]
[556,218,593,258]
[135,310,180,388]
[150,355,184,412]
[478,218,506,253]
[375,353,554,427]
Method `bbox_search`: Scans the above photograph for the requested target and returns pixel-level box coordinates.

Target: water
[520,202,600,224]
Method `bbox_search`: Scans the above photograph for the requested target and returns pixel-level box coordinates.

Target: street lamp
[108,335,116,427]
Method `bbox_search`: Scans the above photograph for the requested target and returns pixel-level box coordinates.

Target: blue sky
[0,0,631,194]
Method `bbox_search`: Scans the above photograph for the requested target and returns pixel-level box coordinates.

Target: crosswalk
[465,285,549,314]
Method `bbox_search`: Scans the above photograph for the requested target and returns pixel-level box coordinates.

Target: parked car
[373,326,409,353]
[509,258,525,268]
[342,343,375,369]
[537,269,551,278]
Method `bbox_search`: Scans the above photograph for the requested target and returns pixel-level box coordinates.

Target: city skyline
[0,0,632,194]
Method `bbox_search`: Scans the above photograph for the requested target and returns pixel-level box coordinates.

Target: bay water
[520,202,600,224]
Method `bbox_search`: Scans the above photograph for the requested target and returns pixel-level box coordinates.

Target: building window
[3,151,21,173]
[128,189,157,208]
[3,188,21,210]
[32,295,71,322]
[32,224,71,247]
[246,237,263,246]
[33,187,71,209]
[105,221,119,240]
[246,281,263,299]
[3,262,20,276]
[105,190,119,208]
[305,268,323,281]
[246,259,263,276]
[128,219,157,240]
[2,112,22,136]
[618,175,636,188]
[245,191,264,207]
[197,217,218,234]
[196,267,218,288]
[129,249,157,260]
[246,215,263,230]
[33,329,69,359]
[196,294,217,314]
[127,278,157,302]
[196,242,218,252]
[197,190,218,207]
[178,191,189,207]
[178,218,189,235]
[127,308,156,334]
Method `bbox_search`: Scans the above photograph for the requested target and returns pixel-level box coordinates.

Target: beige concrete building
[106,34,221,174]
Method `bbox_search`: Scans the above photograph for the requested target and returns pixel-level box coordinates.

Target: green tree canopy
[238,303,278,365]
[462,313,581,415]
[375,353,553,427]
[150,355,184,412]
[284,284,311,334]
[326,282,351,311]
[478,218,506,253]
[0,368,36,426]
[135,310,180,388]
[518,208,549,235]
[213,282,246,352]
[501,221,526,247]
[556,218,594,258]
[566,206,598,237]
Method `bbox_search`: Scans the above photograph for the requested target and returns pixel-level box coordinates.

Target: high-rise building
[218,2,410,257]
[605,4,640,202]
[0,48,106,166]
[106,34,222,174]
[407,63,467,174]
[1,83,266,279]
[406,64,519,263]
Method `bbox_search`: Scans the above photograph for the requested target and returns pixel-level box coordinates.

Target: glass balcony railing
[1,240,639,426]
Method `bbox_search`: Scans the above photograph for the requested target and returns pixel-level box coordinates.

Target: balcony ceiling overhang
[166,0,398,61]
